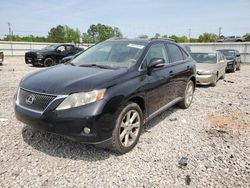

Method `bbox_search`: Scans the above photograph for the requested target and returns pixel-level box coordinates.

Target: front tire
[178,80,194,109]
[110,102,143,154]
[236,62,241,71]
[211,74,218,87]
[232,63,236,73]
[44,58,55,67]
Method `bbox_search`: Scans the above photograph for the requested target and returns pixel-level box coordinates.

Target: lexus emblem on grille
[26,95,35,105]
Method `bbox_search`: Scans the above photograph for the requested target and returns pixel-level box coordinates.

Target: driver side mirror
[147,58,165,74]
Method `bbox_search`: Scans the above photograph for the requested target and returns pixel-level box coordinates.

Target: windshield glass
[42,44,58,50]
[191,53,217,64]
[219,50,235,57]
[71,41,146,68]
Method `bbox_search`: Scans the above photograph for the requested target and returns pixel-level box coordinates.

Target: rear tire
[109,102,143,154]
[178,80,194,109]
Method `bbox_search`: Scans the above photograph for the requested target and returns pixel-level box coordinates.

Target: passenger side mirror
[236,54,240,57]
[148,58,165,69]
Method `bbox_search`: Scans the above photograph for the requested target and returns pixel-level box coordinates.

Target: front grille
[18,88,56,112]
[25,52,37,63]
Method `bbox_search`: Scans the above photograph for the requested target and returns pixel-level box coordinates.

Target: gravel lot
[0,57,249,187]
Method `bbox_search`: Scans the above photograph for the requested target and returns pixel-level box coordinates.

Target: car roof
[106,38,176,44]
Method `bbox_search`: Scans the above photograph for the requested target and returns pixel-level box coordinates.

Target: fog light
[83,127,91,134]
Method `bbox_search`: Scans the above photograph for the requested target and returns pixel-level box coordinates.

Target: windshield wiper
[78,64,115,69]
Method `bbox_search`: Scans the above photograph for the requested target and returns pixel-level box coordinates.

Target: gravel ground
[0,57,249,187]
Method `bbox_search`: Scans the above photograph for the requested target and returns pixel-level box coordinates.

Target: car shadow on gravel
[141,106,178,134]
[21,106,179,160]
[22,125,111,161]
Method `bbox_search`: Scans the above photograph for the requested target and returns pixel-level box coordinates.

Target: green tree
[65,26,80,43]
[198,33,218,42]
[47,25,66,43]
[244,33,250,41]
[86,24,122,43]
[162,35,168,39]
[114,27,123,38]
[154,33,160,38]
[138,35,148,39]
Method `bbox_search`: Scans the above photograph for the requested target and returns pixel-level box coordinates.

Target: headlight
[56,89,106,110]
[37,53,43,59]
[197,70,213,75]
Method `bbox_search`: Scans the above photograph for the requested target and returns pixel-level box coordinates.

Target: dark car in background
[0,51,4,65]
[15,38,196,154]
[217,49,241,72]
[60,50,84,64]
[25,44,83,67]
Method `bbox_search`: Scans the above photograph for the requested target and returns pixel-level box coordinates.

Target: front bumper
[196,74,214,85]
[25,57,43,65]
[15,98,114,147]
[226,63,234,71]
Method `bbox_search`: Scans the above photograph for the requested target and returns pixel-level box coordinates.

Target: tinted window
[66,45,74,52]
[144,43,169,64]
[167,43,184,62]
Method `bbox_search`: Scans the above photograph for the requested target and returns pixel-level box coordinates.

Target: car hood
[20,64,128,95]
[196,63,218,72]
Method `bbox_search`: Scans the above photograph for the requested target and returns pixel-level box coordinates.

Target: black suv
[15,39,196,154]
[217,49,241,72]
[25,44,83,66]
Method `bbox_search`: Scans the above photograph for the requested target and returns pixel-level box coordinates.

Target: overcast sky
[0,0,249,38]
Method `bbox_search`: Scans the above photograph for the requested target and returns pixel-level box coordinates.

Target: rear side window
[167,43,184,62]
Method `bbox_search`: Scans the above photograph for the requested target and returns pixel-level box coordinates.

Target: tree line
[1,23,250,43]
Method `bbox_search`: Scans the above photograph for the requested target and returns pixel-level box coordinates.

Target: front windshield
[191,53,217,64]
[71,41,146,68]
[219,50,235,57]
[42,44,58,50]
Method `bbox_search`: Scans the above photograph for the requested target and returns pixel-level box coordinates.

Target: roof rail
[106,37,127,41]
[149,37,176,42]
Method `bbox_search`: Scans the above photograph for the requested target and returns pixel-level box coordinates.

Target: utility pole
[218,27,222,37]
[188,28,191,42]
[7,22,12,41]
[7,22,13,56]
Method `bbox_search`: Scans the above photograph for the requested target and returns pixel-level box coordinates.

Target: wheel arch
[127,96,146,118]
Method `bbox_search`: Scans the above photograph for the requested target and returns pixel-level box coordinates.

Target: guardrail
[0,41,93,56]
[1,41,250,63]
[182,42,250,63]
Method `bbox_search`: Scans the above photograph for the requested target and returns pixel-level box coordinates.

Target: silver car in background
[190,52,227,86]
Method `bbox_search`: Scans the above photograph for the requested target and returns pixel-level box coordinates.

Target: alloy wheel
[185,83,194,106]
[119,110,140,147]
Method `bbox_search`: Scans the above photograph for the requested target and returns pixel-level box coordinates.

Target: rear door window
[167,43,184,62]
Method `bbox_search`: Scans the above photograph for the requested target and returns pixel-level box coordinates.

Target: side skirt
[144,97,183,123]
